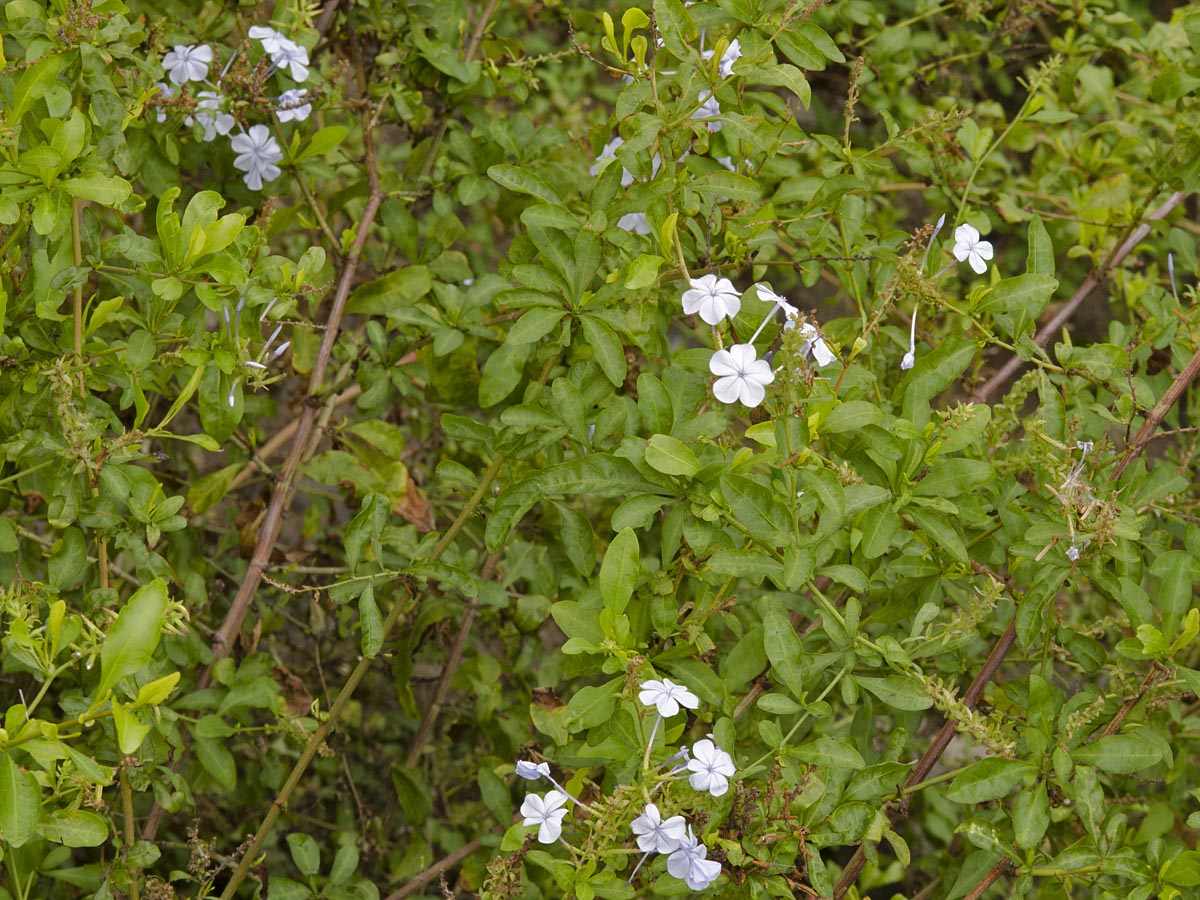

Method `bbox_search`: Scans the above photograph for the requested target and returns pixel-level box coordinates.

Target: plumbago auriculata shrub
[2,1,1200,899]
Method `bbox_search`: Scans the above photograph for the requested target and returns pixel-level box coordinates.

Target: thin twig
[1113,347,1200,479]
[201,109,386,688]
[962,859,1011,900]
[381,837,488,900]
[971,191,1185,404]
[830,613,1017,900]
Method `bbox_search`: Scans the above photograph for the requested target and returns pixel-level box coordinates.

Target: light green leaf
[1072,733,1165,774]
[96,579,169,700]
[645,434,700,477]
[488,164,563,205]
[580,316,626,386]
[599,528,639,616]
[37,809,109,848]
[947,757,1035,803]
[762,610,804,699]
[796,736,865,770]
[856,674,933,711]
[0,751,40,847]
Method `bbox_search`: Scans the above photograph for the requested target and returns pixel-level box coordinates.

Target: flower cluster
[514,676,733,891]
[680,277,836,409]
[155,24,315,192]
[224,296,291,408]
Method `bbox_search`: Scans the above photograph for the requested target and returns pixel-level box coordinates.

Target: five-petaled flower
[709,343,775,408]
[515,760,551,781]
[682,274,741,325]
[631,803,687,853]
[638,678,700,718]
[187,91,235,142]
[520,790,570,844]
[249,25,286,55]
[667,827,722,890]
[687,739,735,797]
[276,88,312,122]
[788,321,837,368]
[268,36,310,82]
[162,44,213,85]
[952,223,993,275]
[230,125,284,191]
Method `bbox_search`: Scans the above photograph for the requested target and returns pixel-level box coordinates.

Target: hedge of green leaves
[2,1,1200,898]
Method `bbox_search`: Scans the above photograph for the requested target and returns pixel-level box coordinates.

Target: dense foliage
[2,1,1200,898]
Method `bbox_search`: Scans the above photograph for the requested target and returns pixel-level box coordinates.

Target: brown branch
[1113,347,1200,480]
[201,115,386,690]
[831,617,1018,900]
[381,836,489,900]
[971,191,1185,404]
[962,859,1012,900]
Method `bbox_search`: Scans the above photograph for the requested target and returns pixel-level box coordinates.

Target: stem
[218,592,411,900]
[745,667,846,770]
[381,837,488,900]
[121,766,141,900]
[72,198,85,396]
[643,713,662,771]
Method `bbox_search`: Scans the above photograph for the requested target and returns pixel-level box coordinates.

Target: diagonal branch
[971,191,1184,404]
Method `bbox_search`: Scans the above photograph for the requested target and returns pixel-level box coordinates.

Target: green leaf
[61,173,132,206]
[1013,780,1050,850]
[752,63,811,108]
[644,434,700,477]
[762,610,804,699]
[580,316,626,386]
[565,680,621,731]
[112,697,151,755]
[488,164,563,205]
[905,507,968,563]
[856,675,933,711]
[599,528,640,616]
[822,401,883,434]
[979,273,1059,339]
[0,751,40,847]
[296,125,349,161]
[1026,216,1054,277]
[288,833,321,878]
[707,549,783,580]
[625,253,664,290]
[508,308,566,344]
[359,586,384,658]
[947,757,1035,803]
[96,579,169,700]
[1164,851,1200,888]
[1072,733,1165,774]
[653,0,698,60]
[478,341,531,407]
[132,672,181,709]
[346,265,432,315]
[12,54,63,120]
[37,809,109,848]
[912,458,995,498]
[796,736,865,770]
[195,738,237,791]
[693,171,762,202]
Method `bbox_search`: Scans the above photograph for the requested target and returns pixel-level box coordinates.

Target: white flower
[788,321,837,367]
[520,790,569,844]
[515,760,551,781]
[617,212,651,234]
[900,350,916,370]
[230,125,283,191]
[719,38,742,77]
[667,827,722,890]
[631,803,687,853]
[249,25,286,55]
[1066,543,1080,562]
[162,44,213,85]
[694,91,722,132]
[186,91,235,142]
[715,155,735,172]
[682,274,741,325]
[709,344,775,407]
[753,283,798,319]
[687,739,735,797]
[276,88,312,122]
[270,37,310,82]
[952,223,994,275]
[153,82,174,122]
[638,678,700,718]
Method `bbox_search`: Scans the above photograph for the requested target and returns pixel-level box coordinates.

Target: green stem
[745,667,847,770]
